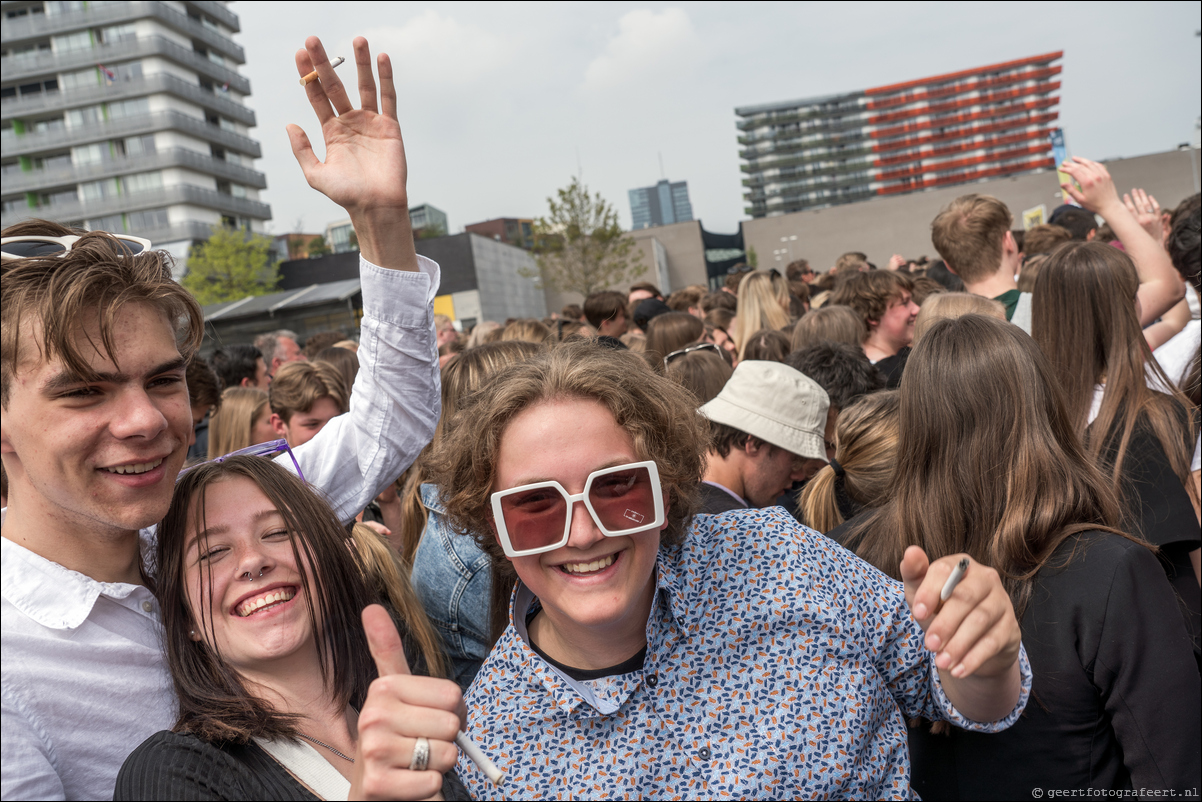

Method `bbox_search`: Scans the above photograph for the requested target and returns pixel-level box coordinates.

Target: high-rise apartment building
[629,178,693,230]
[1,0,271,272]
[737,52,1062,218]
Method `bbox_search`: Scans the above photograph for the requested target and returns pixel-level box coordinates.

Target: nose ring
[242,570,264,580]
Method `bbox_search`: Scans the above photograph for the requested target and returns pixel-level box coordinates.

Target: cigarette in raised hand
[299,56,345,86]
[935,557,970,614]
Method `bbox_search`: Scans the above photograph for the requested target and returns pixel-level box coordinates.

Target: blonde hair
[799,391,900,532]
[466,321,502,348]
[912,292,1006,346]
[207,387,270,459]
[349,524,447,678]
[790,305,866,351]
[733,271,790,360]
[500,318,551,345]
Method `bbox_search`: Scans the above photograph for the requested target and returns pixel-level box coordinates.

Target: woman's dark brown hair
[158,456,376,743]
[665,349,732,405]
[1032,242,1198,514]
[644,311,704,370]
[426,341,708,628]
[740,329,791,363]
[845,314,1133,617]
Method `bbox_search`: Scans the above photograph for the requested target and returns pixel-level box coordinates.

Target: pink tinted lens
[588,466,656,531]
[499,486,569,553]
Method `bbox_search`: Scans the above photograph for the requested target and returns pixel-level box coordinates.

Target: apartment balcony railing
[1,182,271,229]
[0,0,243,61]
[2,34,251,95]
[2,72,256,126]
[2,109,262,157]
[3,146,267,194]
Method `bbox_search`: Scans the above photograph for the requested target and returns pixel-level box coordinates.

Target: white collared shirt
[1,255,441,801]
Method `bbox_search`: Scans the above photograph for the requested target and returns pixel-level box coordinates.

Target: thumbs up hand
[349,605,463,801]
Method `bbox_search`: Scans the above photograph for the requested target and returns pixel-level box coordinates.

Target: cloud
[371,10,511,88]
[582,8,703,92]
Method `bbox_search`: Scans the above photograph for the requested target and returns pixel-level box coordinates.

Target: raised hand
[900,546,1020,680]
[1058,157,1122,217]
[287,36,417,271]
[1122,188,1164,244]
[350,605,463,801]
[886,253,906,271]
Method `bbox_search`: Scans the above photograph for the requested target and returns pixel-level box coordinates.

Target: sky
[235,1,1202,238]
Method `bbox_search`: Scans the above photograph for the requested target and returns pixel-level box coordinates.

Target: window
[2,196,29,214]
[107,97,149,119]
[53,30,93,53]
[73,143,110,165]
[61,68,100,91]
[79,178,119,201]
[127,208,168,231]
[66,106,101,127]
[45,1,86,14]
[1,161,23,178]
[41,188,80,207]
[33,117,66,134]
[99,23,137,45]
[124,171,162,194]
[230,184,247,199]
[125,134,156,156]
[88,213,126,232]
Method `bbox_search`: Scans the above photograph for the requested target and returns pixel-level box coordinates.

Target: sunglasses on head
[178,439,305,484]
[663,341,722,366]
[490,461,665,558]
[1,234,152,262]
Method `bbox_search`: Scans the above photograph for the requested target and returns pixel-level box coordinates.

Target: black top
[1106,405,1201,655]
[908,531,1201,800]
[874,346,909,389]
[696,481,747,515]
[115,730,470,801]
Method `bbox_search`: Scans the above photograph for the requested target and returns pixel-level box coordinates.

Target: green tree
[307,236,331,257]
[182,226,280,305]
[746,246,758,268]
[414,223,447,240]
[520,177,644,296]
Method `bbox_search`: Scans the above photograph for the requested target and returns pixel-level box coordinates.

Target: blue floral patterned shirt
[458,508,1031,800]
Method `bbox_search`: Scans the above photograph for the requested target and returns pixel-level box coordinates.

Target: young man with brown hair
[931,162,1183,335]
[1,35,444,801]
[583,290,629,337]
[268,360,350,447]
[830,270,919,368]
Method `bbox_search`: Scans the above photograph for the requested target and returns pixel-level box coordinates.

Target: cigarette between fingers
[456,731,504,786]
[299,56,345,86]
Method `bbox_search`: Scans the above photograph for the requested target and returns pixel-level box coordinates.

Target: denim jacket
[411,483,493,691]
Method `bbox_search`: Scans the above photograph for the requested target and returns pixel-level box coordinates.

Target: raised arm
[279,35,440,521]
[1059,157,1184,324]
[287,36,418,273]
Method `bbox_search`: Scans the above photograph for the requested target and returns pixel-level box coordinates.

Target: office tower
[629,178,693,229]
[737,52,1062,218]
[1,0,271,271]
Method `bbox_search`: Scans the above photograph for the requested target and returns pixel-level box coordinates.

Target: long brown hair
[1032,242,1198,514]
[207,387,270,459]
[644,312,704,370]
[799,391,899,533]
[158,457,377,743]
[846,315,1132,617]
[398,341,544,643]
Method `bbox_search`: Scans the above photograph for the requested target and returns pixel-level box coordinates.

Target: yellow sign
[433,294,455,320]
[1022,205,1047,230]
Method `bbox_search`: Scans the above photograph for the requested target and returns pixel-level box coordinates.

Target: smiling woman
[113,455,467,801]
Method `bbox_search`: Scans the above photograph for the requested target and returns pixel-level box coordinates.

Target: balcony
[2,72,256,127]
[3,146,267,194]
[3,109,262,158]
[0,1,244,62]
[739,129,870,161]
[2,35,251,94]
[1,182,271,229]
[741,144,876,174]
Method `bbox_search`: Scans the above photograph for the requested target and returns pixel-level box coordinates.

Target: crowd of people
[2,32,1199,802]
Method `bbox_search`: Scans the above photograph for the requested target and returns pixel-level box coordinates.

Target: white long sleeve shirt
[1,255,441,802]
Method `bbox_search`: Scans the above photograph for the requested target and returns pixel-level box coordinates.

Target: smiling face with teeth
[182,476,318,674]
[494,397,667,671]
[1,302,192,550]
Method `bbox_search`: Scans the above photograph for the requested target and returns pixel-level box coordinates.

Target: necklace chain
[296,733,355,763]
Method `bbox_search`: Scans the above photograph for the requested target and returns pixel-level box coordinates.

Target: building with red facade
[736,51,1063,218]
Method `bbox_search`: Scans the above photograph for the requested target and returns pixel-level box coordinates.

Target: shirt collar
[1,509,154,630]
[702,480,747,507]
[509,550,687,716]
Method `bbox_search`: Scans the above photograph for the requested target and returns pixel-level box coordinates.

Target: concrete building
[324,218,355,253]
[410,202,447,236]
[464,216,534,249]
[742,147,1202,273]
[737,52,1063,218]
[277,231,546,331]
[1,0,271,272]
[629,178,693,229]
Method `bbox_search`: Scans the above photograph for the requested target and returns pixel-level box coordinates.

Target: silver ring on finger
[409,736,430,772]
